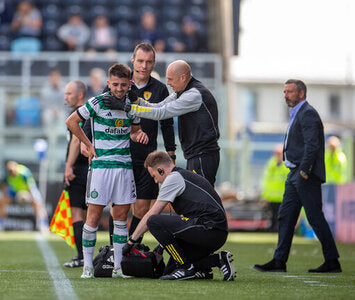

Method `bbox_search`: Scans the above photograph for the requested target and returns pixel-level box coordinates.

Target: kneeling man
[123,151,236,281]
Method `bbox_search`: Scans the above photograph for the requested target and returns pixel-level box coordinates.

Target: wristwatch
[128,237,137,244]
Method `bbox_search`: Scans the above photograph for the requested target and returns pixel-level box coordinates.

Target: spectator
[86,68,106,100]
[0,0,14,25]
[173,16,207,53]
[10,0,42,39]
[139,11,165,53]
[325,136,348,184]
[87,15,116,53]
[40,69,68,126]
[57,14,90,51]
[260,144,289,232]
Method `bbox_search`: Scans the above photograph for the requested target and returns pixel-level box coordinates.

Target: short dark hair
[108,63,131,79]
[133,42,156,60]
[74,80,87,97]
[285,79,307,98]
[144,151,172,169]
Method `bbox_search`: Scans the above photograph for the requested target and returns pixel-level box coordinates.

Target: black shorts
[133,164,159,200]
[66,183,87,209]
[186,151,220,186]
[66,166,88,210]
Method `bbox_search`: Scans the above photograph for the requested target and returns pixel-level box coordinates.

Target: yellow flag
[49,190,76,249]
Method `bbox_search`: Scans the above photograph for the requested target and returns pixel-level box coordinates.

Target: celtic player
[66,64,148,279]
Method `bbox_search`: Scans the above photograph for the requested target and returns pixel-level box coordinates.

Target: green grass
[0,231,354,300]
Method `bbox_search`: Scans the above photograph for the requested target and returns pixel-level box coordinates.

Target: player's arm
[130,124,149,144]
[80,119,92,157]
[64,134,80,186]
[66,112,97,164]
[129,200,169,243]
[131,172,184,242]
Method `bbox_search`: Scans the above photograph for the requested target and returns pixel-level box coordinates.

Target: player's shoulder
[86,92,107,109]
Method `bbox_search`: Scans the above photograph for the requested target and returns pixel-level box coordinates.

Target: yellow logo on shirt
[144,91,152,100]
[115,119,124,127]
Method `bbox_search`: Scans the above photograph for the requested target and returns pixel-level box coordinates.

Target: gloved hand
[128,89,138,103]
[124,102,132,112]
[102,94,126,110]
[122,242,133,256]
[153,244,164,255]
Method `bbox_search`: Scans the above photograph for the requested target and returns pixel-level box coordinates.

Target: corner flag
[49,190,76,249]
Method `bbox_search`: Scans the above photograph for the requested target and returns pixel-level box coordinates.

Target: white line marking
[35,233,78,300]
[304,281,319,283]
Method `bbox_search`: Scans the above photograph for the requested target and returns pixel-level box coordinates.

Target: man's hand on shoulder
[102,94,126,110]
[102,94,132,112]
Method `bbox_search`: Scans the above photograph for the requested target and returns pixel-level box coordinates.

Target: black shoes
[194,268,213,280]
[160,265,213,280]
[308,259,342,273]
[254,258,341,273]
[63,256,84,268]
[253,258,286,272]
[159,264,197,280]
[219,251,237,281]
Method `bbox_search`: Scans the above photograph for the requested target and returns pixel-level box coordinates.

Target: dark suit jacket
[283,101,326,183]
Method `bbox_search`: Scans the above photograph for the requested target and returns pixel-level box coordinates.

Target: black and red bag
[121,244,165,278]
[93,244,165,278]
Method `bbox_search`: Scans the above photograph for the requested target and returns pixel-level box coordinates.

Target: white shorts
[86,168,136,206]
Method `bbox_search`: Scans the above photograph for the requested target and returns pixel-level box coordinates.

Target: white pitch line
[35,233,78,300]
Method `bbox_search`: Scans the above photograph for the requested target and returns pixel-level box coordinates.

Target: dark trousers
[269,202,281,232]
[147,214,227,266]
[274,168,339,262]
[186,151,220,186]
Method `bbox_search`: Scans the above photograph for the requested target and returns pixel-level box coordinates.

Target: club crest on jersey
[143,91,152,100]
[115,119,124,127]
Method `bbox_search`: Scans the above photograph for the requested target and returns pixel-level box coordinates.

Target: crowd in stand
[0,0,209,53]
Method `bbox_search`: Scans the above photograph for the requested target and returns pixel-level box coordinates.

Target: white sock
[113,220,128,270]
[82,223,98,269]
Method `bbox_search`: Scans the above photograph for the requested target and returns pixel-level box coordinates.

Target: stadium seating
[11,37,41,53]
[14,97,42,127]
[110,5,137,23]
[42,36,64,51]
[10,0,209,53]
[0,35,11,51]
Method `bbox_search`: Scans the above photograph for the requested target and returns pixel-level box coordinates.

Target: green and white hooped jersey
[78,92,140,169]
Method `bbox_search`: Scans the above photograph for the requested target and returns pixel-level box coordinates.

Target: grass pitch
[0,231,354,300]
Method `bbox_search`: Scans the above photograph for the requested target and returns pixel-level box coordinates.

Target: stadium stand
[6,0,209,52]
